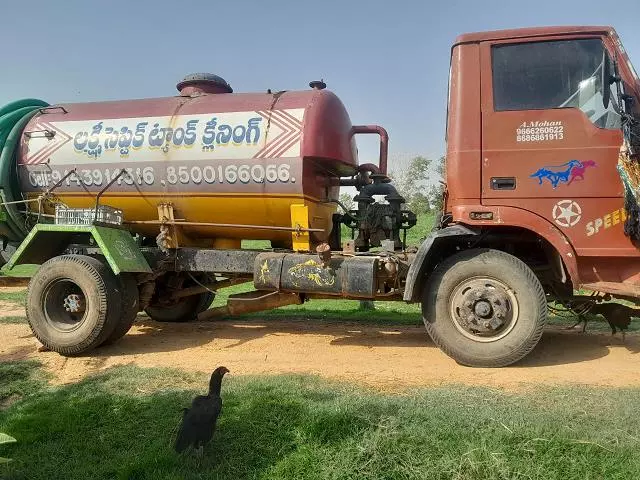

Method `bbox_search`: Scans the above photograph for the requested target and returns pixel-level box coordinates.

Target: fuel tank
[18,74,358,248]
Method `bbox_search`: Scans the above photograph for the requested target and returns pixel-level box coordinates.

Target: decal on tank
[23,121,73,165]
[287,259,336,287]
[22,109,304,165]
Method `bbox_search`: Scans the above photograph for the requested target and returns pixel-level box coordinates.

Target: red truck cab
[444,26,640,297]
[401,26,640,367]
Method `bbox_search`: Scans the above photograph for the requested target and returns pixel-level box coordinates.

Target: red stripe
[26,122,72,164]
[254,125,289,157]
[254,111,296,158]
[274,109,303,128]
[257,111,302,158]
[269,110,299,131]
[255,132,291,158]
[269,133,300,158]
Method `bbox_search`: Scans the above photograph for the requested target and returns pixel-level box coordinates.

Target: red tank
[18,74,359,248]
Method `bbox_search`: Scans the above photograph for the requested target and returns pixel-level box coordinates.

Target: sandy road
[2,292,640,390]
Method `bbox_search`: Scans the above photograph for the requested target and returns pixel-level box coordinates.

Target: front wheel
[422,248,547,367]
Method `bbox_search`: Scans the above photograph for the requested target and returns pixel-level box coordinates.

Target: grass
[0,361,47,405]
[0,290,26,305]
[0,265,36,278]
[0,316,27,325]
[1,361,639,480]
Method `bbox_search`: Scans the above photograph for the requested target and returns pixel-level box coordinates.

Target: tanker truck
[3,25,640,368]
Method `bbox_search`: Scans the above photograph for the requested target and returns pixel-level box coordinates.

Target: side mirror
[601,50,612,108]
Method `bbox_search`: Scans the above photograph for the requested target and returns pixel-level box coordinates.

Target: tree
[428,156,446,213]
[389,156,433,214]
[338,191,355,212]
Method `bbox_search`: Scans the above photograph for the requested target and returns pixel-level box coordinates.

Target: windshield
[492,38,621,129]
[559,46,622,129]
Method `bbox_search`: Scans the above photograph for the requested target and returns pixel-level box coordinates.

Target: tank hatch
[177,73,233,95]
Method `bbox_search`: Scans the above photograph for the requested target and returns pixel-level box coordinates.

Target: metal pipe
[94,168,128,222]
[350,125,389,174]
[0,198,40,206]
[123,219,325,233]
[19,211,55,218]
[170,277,251,300]
[198,291,303,320]
[45,168,80,196]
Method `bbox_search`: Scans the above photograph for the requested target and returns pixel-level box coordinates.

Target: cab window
[492,38,621,129]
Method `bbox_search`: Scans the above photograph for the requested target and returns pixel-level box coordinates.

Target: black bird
[590,303,638,340]
[175,366,229,455]
[566,302,638,339]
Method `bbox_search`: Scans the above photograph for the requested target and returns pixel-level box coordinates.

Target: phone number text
[516,126,564,143]
[27,163,295,188]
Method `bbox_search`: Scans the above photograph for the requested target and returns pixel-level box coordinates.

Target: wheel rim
[448,276,519,343]
[42,278,87,332]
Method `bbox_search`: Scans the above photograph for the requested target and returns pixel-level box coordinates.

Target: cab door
[479,36,635,257]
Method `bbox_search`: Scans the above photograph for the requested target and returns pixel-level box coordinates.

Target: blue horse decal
[530,160,593,188]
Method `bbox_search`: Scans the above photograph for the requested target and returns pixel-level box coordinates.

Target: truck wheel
[422,248,547,367]
[145,274,215,323]
[101,273,139,345]
[26,255,122,356]
[145,292,213,322]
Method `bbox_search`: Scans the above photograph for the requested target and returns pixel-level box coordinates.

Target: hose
[0,99,49,243]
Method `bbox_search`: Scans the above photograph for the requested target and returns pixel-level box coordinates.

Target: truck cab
[444,26,640,297]
[401,26,640,367]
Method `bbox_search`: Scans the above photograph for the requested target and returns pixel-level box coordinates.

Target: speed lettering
[585,207,627,237]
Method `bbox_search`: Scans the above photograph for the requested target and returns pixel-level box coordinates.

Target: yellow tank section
[36,192,336,251]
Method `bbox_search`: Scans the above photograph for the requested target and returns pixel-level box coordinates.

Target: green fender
[4,224,152,275]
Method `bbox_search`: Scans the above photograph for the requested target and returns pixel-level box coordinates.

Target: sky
[2,0,640,170]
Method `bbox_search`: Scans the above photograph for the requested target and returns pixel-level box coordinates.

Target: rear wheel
[26,255,122,355]
[145,273,214,323]
[101,273,139,345]
[422,248,547,367]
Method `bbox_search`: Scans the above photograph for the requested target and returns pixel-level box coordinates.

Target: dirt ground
[2,292,640,390]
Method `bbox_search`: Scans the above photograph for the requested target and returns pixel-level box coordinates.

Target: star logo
[552,200,582,228]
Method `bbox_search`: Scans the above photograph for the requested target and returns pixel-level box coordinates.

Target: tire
[26,255,123,356]
[145,274,215,323]
[422,248,547,367]
[101,273,139,345]
[0,244,16,268]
